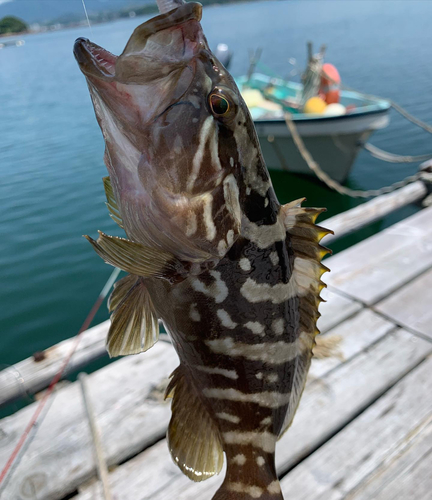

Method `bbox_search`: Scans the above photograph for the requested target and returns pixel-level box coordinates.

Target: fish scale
[74,2,331,498]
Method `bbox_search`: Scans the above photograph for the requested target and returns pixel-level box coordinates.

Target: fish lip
[73,37,117,80]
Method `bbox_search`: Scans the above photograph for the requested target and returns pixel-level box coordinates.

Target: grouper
[74,1,331,498]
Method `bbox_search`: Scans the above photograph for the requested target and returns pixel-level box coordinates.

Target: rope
[363,143,432,164]
[0,267,121,493]
[390,100,432,135]
[284,113,431,198]
[79,373,113,500]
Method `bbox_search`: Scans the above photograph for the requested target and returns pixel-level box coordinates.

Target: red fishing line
[0,267,120,488]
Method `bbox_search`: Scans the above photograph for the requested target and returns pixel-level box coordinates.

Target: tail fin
[211,479,284,500]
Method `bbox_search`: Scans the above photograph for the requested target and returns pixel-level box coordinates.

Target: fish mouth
[74,38,117,80]
[74,2,203,82]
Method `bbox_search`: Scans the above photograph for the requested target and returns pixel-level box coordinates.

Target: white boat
[236,73,391,183]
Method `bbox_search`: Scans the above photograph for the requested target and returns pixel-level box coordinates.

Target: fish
[74,1,331,498]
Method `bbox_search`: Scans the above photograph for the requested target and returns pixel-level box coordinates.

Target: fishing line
[81,0,94,37]
[0,267,121,493]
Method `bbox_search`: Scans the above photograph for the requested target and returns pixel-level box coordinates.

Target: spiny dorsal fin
[103,176,124,228]
[165,365,224,482]
[106,274,159,357]
[277,199,333,438]
[84,231,185,283]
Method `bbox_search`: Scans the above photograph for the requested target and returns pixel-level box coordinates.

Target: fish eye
[209,93,230,116]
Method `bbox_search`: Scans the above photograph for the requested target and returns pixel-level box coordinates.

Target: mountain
[0,0,153,24]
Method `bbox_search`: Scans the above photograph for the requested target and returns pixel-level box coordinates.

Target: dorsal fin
[106,274,159,357]
[103,176,124,228]
[165,365,224,482]
[84,231,185,283]
[278,199,333,438]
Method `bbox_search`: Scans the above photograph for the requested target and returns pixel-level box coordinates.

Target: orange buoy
[321,63,341,104]
[303,96,327,114]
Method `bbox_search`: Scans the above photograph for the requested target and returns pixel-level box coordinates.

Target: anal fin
[106,274,159,357]
[165,365,224,482]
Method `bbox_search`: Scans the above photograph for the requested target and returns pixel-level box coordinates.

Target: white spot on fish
[192,117,199,123]
[230,157,234,167]
[187,116,213,192]
[245,321,265,336]
[256,456,265,467]
[217,309,238,329]
[216,412,241,424]
[239,258,251,271]
[192,270,228,303]
[269,251,279,266]
[232,454,246,465]
[268,481,281,494]
[218,239,227,256]
[272,318,285,335]
[260,416,272,426]
[256,372,278,383]
[242,217,285,249]
[223,431,276,453]
[206,333,312,364]
[266,373,279,383]
[203,388,291,408]
[223,174,242,225]
[189,303,201,322]
[226,229,235,247]
[185,212,197,237]
[195,365,238,380]
[246,187,251,195]
[202,193,216,241]
[229,483,263,498]
[240,256,317,304]
[264,197,269,207]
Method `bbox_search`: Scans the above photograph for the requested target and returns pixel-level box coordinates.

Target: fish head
[74,2,271,263]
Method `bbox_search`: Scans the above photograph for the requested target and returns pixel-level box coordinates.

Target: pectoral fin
[85,231,185,283]
[106,274,159,357]
[165,365,224,482]
[103,176,124,228]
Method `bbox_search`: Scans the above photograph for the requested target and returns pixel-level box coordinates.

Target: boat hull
[255,111,389,183]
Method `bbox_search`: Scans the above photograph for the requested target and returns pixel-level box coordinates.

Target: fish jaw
[73,3,205,140]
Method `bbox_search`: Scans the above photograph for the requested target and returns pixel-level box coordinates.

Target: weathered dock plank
[344,416,432,500]
[309,309,394,379]
[325,205,432,305]
[0,342,178,500]
[316,287,362,334]
[375,266,432,339]
[278,356,432,500]
[321,180,428,246]
[73,327,432,500]
[0,320,110,408]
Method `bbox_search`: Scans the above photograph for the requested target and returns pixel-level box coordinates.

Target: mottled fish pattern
[74,3,331,499]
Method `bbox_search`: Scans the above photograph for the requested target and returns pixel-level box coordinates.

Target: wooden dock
[1,205,431,500]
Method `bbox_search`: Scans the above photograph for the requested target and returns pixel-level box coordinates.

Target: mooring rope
[363,143,432,164]
[0,267,121,493]
[284,113,432,198]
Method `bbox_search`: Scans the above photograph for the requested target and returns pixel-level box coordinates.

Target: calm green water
[1,0,431,379]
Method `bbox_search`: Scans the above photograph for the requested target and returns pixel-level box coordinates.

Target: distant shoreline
[0,0,263,40]
[1,0,263,38]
